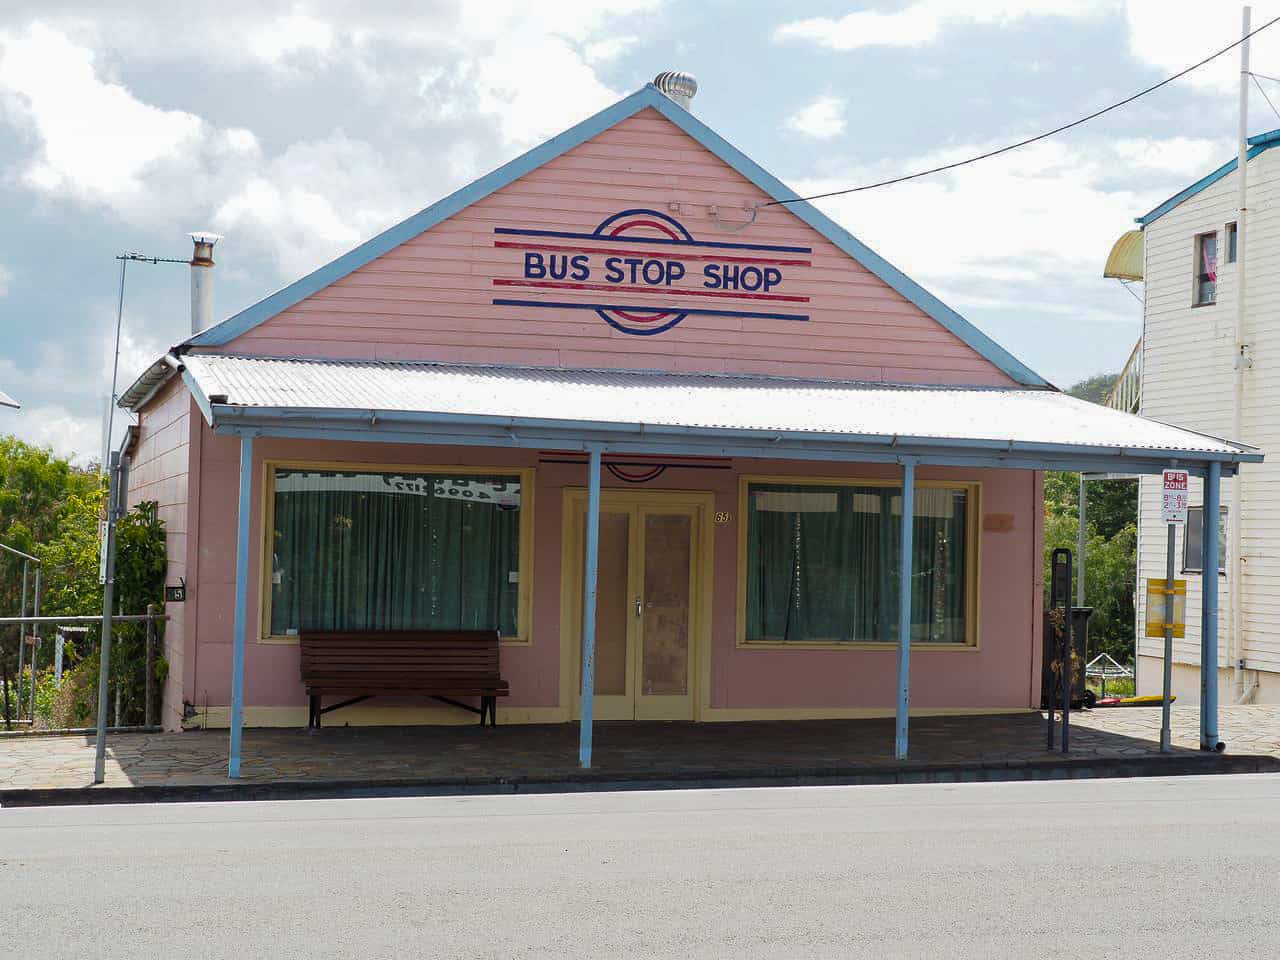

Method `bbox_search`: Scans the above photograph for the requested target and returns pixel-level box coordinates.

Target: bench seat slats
[300,629,507,727]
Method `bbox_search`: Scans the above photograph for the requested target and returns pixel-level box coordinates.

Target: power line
[1251,72,1280,123]
[764,15,1280,207]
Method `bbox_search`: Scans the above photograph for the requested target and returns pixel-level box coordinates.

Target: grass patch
[1086,676,1135,698]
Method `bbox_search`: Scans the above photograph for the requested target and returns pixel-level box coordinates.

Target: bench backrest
[300,630,502,687]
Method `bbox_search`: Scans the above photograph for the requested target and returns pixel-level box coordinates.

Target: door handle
[635,596,643,618]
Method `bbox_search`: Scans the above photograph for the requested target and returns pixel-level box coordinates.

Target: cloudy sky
[1,0,1277,462]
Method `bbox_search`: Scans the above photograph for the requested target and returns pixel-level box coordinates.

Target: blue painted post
[579,447,602,769]
[1202,461,1222,751]
[895,460,916,761]
[228,435,254,779]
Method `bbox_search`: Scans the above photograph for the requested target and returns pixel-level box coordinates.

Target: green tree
[1044,509,1137,666]
[0,436,101,720]
[1042,373,1139,667]
[1066,372,1119,405]
[108,499,168,724]
[1044,471,1137,542]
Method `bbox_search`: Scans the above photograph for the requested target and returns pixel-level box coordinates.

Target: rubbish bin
[1040,606,1093,710]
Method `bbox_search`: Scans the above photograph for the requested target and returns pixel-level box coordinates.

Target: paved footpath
[4,775,1280,959]
[3,705,1279,801]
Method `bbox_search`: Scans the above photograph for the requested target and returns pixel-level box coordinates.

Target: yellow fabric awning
[1104,230,1143,281]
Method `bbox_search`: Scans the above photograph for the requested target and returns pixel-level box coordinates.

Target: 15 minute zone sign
[1161,469,1189,524]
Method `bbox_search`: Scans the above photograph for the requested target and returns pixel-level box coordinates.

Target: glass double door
[566,494,700,721]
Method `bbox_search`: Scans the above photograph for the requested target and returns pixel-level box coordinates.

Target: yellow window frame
[735,474,981,650]
[259,459,535,645]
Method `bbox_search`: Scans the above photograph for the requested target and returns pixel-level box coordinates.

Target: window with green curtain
[744,482,970,644]
[269,468,523,638]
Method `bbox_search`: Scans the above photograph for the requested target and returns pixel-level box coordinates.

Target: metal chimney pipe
[189,232,222,335]
[653,71,697,110]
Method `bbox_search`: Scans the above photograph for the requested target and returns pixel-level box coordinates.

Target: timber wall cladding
[219,109,1014,386]
[1138,147,1280,674]
[125,377,191,728]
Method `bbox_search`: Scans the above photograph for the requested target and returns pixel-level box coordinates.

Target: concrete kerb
[3,750,1275,808]
[0,725,163,739]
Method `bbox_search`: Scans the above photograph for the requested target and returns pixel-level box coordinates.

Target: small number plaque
[714,511,732,525]
[165,585,186,603]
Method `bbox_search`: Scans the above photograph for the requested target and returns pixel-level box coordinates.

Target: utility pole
[1229,5,1251,704]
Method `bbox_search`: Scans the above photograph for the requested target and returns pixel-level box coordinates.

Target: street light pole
[101,253,190,472]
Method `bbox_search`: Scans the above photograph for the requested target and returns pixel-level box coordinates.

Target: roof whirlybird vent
[653,71,697,110]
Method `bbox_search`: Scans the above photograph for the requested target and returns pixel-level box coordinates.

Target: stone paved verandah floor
[3,705,1280,798]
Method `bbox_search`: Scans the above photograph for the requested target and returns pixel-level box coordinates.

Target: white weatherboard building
[1110,129,1280,705]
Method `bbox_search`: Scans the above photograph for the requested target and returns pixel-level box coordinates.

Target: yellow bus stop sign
[1144,578,1186,638]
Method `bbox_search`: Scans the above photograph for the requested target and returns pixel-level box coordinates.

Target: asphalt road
[3,775,1279,959]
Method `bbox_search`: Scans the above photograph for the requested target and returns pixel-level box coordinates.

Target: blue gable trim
[1137,128,1280,227]
[186,85,1047,387]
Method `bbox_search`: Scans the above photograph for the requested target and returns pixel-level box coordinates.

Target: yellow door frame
[559,487,715,721]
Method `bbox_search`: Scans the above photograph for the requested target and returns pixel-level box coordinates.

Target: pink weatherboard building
[119,74,1255,769]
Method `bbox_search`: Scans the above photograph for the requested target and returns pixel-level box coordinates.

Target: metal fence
[1,609,167,732]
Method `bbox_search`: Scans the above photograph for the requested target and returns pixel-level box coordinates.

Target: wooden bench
[300,630,509,727]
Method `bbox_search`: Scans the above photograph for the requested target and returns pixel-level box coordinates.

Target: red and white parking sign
[1161,469,1190,523]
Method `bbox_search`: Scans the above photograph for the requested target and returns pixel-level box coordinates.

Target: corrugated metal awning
[1104,230,1143,281]
[172,354,1259,476]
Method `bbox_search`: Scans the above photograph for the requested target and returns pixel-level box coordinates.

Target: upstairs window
[1194,232,1217,305]
[1226,222,1238,263]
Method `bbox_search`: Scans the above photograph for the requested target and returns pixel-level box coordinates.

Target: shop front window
[743,482,972,644]
[268,468,523,638]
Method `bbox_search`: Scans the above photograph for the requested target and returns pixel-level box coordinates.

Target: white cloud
[213,134,415,278]
[0,24,266,231]
[0,7,659,271]
[0,314,167,464]
[584,36,638,63]
[472,33,624,146]
[775,1,1112,50]
[0,263,10,298]
[245,12,335,66]
[444,1,659,146]
[0,24,204,205]
[794,132,1228,325]
[4,402,102,464]
[786,95,847,139]
[105,326,169,402]
[1125,0,1280,95]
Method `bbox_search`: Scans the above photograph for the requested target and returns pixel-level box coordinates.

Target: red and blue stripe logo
[493,208,810,336]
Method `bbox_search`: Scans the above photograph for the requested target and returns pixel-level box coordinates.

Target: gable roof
[1137,128,1280,227]
[182,83,1047,387]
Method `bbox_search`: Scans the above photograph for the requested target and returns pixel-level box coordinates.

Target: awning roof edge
[208,402,1259,477]
[172,354,1261,478]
